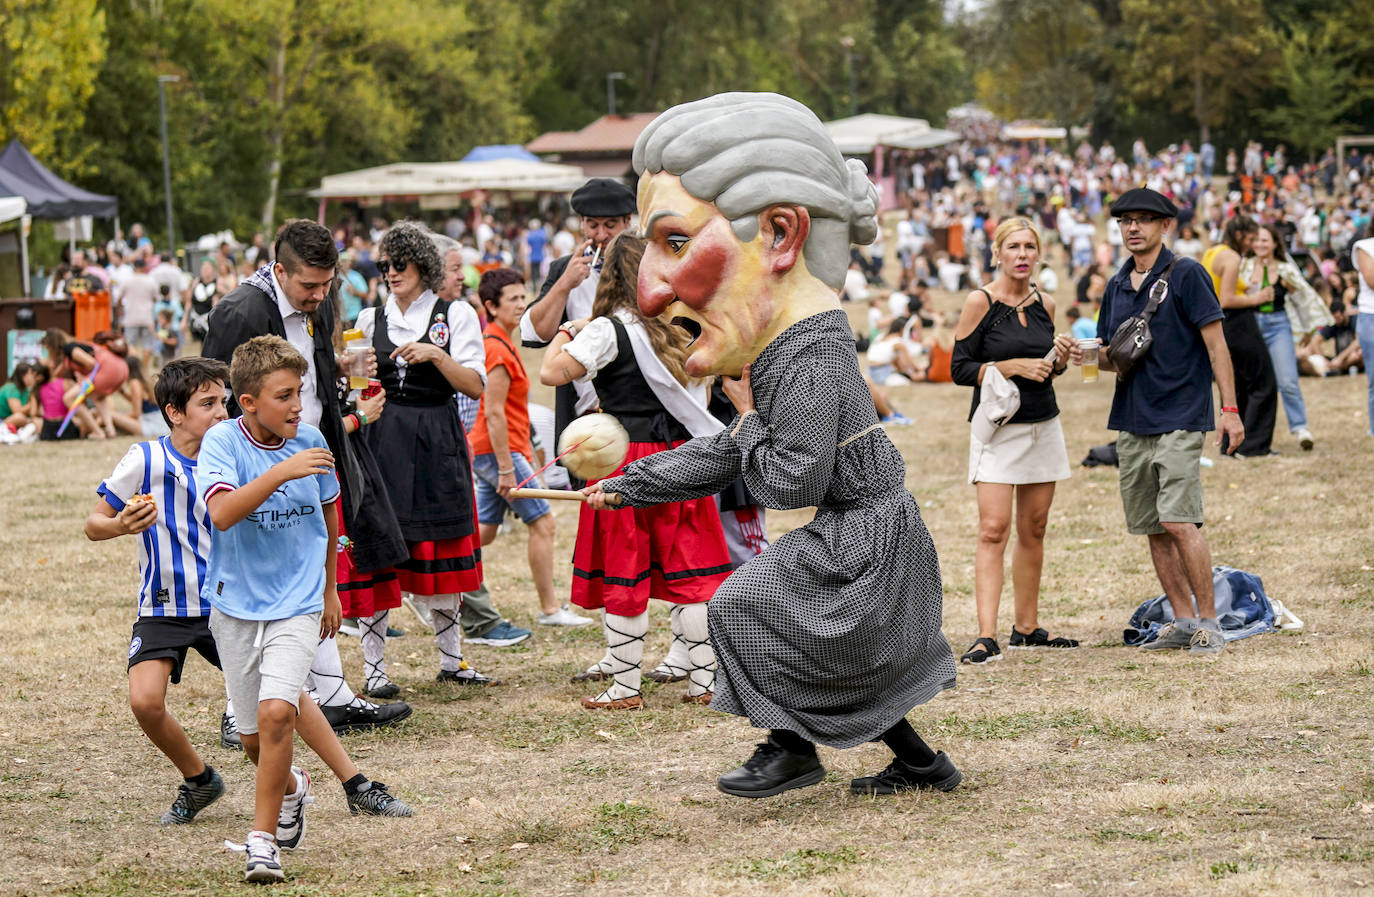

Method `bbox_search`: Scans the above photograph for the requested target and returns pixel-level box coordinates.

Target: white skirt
[968,416,1071,485]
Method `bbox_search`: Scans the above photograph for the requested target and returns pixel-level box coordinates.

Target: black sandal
[1008,627,1079,649]
[959,637,1002,664]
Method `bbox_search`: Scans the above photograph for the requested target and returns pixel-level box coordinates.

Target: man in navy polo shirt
[1093,187,1244,656]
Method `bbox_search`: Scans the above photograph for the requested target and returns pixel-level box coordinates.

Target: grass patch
[735,846,861,880]
[934,709,1160,742]
[588,801,676,853]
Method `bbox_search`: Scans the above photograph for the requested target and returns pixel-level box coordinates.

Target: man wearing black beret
[1090,187,1243,656]
[518,177,636,454]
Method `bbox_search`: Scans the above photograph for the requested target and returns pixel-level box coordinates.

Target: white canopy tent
[823,114,959,211]
[1002,123,1068,141]
[825,113,959,155]
[0,196,30,296]
[309,158,587,214]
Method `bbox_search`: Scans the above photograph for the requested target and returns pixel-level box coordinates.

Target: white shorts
[969,416,1072,485]
[209,608,319,735]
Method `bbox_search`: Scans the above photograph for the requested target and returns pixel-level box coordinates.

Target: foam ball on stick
[558,413,629,480]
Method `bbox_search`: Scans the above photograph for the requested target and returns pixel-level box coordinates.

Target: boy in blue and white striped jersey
[86,357,236,826]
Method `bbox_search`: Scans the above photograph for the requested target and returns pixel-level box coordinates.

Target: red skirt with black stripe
[571,440,732,617]
[335,502,403,617]
[396,531,483,596]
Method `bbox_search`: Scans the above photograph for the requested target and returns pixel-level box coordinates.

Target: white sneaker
[244,830,284,883]
[538,605,594,626]
[337,620,361,638]
[276,767,313,850]
[1296,428,1314,451]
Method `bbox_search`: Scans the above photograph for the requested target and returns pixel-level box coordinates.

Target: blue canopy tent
[460,144,541,164]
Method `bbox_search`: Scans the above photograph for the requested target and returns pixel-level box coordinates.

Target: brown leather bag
[1105,258,1179,379]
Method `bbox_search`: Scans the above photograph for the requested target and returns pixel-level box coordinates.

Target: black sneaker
[159,769,226,824]
[849,751,962,795]
[436,668,501,686]
[717,741,826,798]
[220,712,243,751]
[320,700,414,734]
[347,781,414,817]
[365,677,400,700]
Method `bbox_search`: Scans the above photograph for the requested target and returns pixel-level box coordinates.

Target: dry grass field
[3,299,1373,897]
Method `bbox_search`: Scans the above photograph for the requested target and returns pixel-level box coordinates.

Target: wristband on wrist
[498,468,516,476]
[559,322,578,340]
[357,410,368,426]
[1220,406,1240,414]
[346,413,359,431]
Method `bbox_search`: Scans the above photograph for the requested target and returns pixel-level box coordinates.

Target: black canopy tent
[0,140,118,295]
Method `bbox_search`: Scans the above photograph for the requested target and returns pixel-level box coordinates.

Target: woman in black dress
[951,217,1078,665]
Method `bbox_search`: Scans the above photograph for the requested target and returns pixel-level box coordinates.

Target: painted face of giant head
[638,173,798,378]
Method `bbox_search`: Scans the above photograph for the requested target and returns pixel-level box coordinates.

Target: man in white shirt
[121,258,161,354]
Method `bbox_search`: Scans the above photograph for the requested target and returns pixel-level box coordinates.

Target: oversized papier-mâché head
[633,92,879,377]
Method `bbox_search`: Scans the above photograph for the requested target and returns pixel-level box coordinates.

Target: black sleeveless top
[591,319,691,443]
[371,297,454,407]
[950,290,1060,425]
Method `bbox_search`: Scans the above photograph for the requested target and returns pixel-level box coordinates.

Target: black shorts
[127,616,222,684]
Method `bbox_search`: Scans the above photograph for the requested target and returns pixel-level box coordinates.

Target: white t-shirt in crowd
[1352,237,1374,316]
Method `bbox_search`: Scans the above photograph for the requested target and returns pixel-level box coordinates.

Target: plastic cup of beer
[1079,338,1100,382]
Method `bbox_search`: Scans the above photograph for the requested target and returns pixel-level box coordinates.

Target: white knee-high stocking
[309,635,367,709]
[425,594,465,673]
[360,609,390,692]
[675,603,715,697]
[651,605,691,681]
[591,611,648,702]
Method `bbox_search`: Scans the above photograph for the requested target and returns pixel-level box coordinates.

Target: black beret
[570,178,636,217]
[1110,187,1179,219]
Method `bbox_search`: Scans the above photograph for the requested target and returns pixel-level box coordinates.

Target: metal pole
[606,72,625,117]
[840,37,857,117]
[157,75,180,258]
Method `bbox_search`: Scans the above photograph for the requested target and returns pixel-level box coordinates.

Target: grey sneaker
[347,781,414,817]
[244,830,284,883]
[1188,627,1226,655]
[1142,621,1193,651]
[158,769,225,824]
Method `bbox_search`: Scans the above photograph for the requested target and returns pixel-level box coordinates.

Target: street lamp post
[606,72,626,117]
[840,37,857,117]
[157,74,180,259]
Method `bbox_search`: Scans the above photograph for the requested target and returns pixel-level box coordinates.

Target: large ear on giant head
[761,205,810,275]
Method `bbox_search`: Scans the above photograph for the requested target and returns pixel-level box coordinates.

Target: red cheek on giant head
[671,230,730,311]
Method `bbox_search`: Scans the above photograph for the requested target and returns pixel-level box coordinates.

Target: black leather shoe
[717,741,825,798]
[320,701,414,734]
[849,751,962,795]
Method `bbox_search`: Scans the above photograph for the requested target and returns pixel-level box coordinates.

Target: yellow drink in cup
[343,328,369,390]
[1078,338,1100,382]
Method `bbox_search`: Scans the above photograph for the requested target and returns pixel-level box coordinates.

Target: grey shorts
[208,608,319,736]
[1116,430,1205,535]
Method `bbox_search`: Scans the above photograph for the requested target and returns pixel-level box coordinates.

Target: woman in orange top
[470,267,590,627]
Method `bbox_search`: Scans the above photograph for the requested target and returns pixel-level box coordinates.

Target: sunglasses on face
[377,259,409,275]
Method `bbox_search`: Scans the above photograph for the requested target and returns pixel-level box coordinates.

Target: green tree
[1259,21,1372,160]
[971,0,1103,129]
[0,0,106,173]
[1118,0,1275,145]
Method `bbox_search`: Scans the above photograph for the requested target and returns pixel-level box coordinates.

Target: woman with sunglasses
[353,221,497,688]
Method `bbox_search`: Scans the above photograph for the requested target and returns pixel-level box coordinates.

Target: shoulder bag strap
[1139,257,1181,324]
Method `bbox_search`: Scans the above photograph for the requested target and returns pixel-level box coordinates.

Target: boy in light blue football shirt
[199,335,342,883]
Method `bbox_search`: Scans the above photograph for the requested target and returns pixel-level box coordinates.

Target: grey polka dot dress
[599,310,957,748]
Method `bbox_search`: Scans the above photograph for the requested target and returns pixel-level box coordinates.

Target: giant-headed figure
[586,93,961,798]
